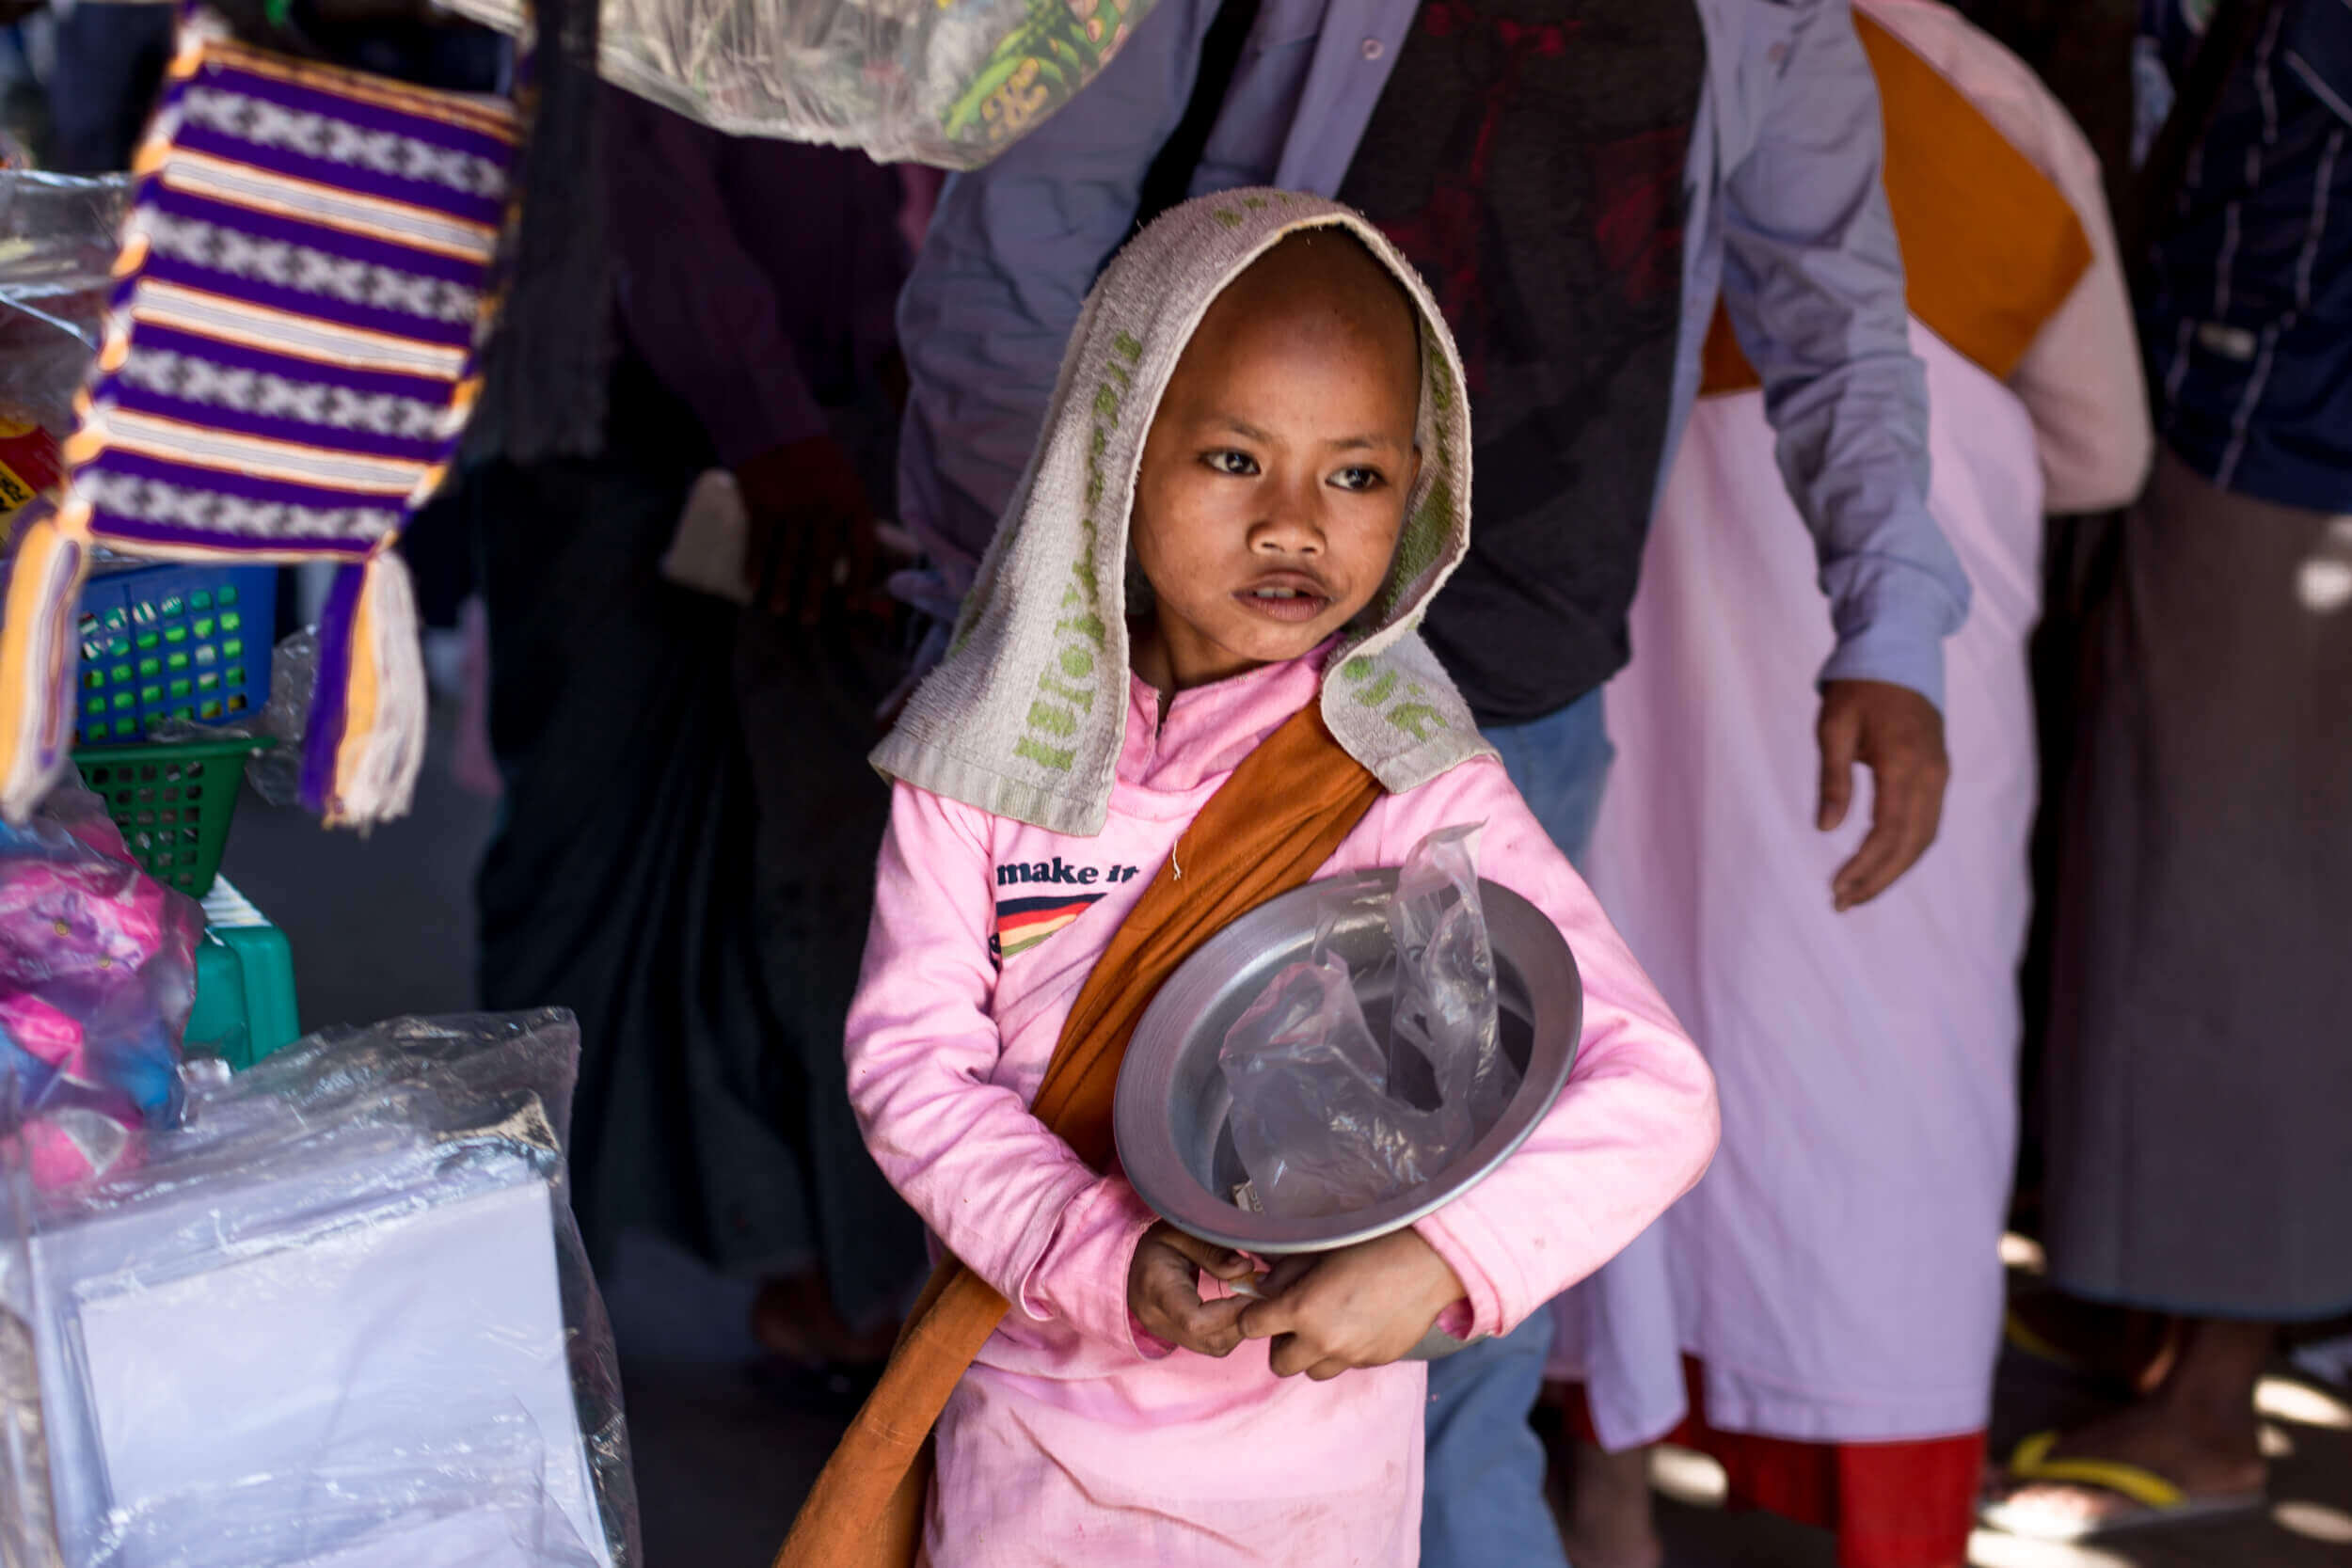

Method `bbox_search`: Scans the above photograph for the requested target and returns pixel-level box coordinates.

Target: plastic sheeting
[0,1010,639,1568]
[441,0,1159,166]
[146,632,322,811]
[0,173,123,439]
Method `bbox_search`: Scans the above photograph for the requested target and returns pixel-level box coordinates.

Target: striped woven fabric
[0,22,525,828]
[71,34,516,562]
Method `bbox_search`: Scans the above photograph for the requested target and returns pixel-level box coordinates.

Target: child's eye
[1203,450,1260,477]
[1331,467,1386,493]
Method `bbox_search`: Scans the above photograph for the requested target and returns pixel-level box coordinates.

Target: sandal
[1979,1431,2265,1541]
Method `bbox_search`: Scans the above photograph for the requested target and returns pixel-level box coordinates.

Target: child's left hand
[1236,1228,1465,1380]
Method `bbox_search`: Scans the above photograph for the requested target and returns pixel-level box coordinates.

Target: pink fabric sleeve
[1387,759,1721,1340]
[846,784,1161,1354]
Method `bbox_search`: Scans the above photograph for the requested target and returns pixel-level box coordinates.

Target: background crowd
[10,0,2348,1560]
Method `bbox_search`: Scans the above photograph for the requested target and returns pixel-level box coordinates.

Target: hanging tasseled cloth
[0,503,85,813]
[0,9,528,828]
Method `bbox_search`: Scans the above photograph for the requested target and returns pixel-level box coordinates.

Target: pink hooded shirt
[846,647,1717,1566]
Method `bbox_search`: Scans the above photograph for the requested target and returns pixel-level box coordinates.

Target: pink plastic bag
[0,781,201,1186]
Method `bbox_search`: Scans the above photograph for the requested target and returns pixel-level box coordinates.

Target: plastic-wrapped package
[0,780,202,1189]
[1,1010,638,1568]
[0,173,127,439]
[1218,826,1518,1222]
[0,1099,63,1568]
[439,0,1159,166]
[89,1448,607,1568]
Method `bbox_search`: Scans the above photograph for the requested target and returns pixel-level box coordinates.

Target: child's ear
[1403,443,1424,495]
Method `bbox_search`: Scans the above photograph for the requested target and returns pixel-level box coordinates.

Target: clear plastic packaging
[0,1010,638,1568]
[1389,824,1512,1146]
[0,779,202,1189]
[1220,947,1452,1221]
[85,1442,609,1568]
[1219,826,1519,1222]
[0,172,127,437]
[247,631,321,809]
[144,631,320,809]
[439,0,1162,167]
[0,1104,61,1568]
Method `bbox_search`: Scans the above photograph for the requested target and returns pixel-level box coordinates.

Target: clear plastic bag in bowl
[1218,826,1521,1223]
[438,0,1159,167]
[1219,950,1452,1223]
[1390,824,1512,1146]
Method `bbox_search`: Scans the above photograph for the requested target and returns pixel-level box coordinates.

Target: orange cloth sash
[773,701,1385,1568]
[1699,11,2095,395]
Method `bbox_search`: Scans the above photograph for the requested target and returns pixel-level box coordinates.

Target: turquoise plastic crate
[185,878,299,1071]
[74,562,276,747]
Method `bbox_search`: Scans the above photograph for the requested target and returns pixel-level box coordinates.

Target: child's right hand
[1128,1223,1260,1357]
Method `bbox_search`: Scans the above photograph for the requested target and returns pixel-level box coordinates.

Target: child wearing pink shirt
[843,192,1716,1566]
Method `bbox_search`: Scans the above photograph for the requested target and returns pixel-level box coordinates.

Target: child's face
[1130,235,1423,692]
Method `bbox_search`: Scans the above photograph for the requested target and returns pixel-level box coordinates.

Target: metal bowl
[1114,868,1581,1259]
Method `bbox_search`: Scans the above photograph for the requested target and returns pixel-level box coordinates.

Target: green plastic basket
[72,736,270,897]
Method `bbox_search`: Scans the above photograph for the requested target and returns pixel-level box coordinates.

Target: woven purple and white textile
[0,24,524,826]
[70,33,517,562]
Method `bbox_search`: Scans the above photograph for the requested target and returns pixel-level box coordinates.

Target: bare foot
[1554,1439,1663,1568]
[1992,1382,2266,1532]
[1988,1317,2277,1537]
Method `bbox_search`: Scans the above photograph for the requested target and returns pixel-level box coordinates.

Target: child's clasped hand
[1128,1223,1260,1356]
[1239,1228,1466,1379]
[1127,1222,1467,1379]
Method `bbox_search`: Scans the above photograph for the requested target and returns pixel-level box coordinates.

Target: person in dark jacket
[471,88,925,1372]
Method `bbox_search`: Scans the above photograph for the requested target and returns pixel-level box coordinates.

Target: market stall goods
[0,16,519,832]
[442,0,1159,167]
[0,1009,639,1568]
[0,776,201,1189]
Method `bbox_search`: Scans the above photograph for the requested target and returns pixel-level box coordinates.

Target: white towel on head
[873,189,1491,835]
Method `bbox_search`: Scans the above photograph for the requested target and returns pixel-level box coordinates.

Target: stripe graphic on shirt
[992,891,1107,961]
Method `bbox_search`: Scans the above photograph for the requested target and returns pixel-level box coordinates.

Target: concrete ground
[214,712,2352,1568]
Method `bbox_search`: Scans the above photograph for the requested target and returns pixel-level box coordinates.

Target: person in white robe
[1546,5,2153,1564]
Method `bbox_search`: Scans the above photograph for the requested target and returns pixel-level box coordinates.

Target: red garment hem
[1561,1357,1982,1568]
